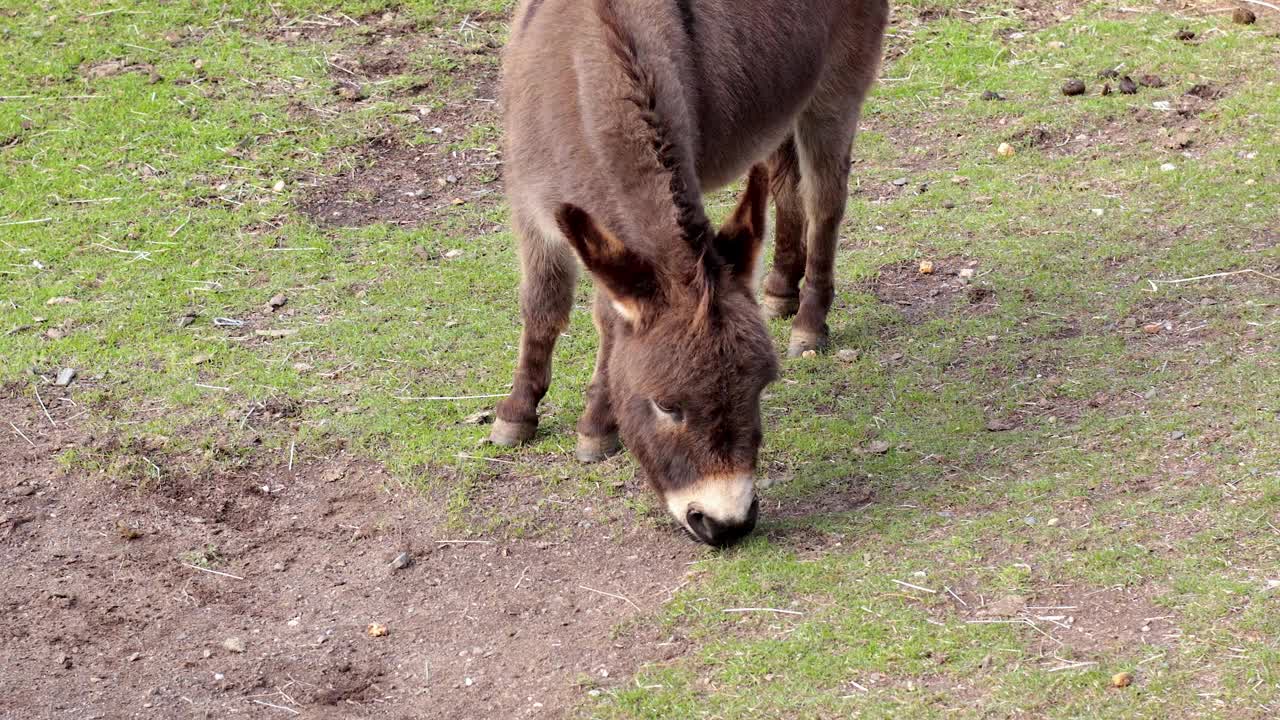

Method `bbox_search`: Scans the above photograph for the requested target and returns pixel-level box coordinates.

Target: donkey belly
[691,0,840,190]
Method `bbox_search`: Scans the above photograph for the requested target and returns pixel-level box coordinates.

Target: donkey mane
[594,0,711,255]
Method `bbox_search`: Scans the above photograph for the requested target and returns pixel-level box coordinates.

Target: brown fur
[492,0,888,545]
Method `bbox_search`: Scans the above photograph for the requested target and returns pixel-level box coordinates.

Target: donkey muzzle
[666,474,759,546]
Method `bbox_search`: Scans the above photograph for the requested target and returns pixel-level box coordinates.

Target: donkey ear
[557,204,661,324]
[712,164,769,290]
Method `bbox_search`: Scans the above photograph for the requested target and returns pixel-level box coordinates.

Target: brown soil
[296,99,501,228]
[870,257,995,323]
[294,16,503,229]
[295,133,501,229]
[0,390,701,719]
[949,582,1178,659]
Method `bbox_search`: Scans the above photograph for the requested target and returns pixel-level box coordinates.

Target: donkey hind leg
[491,229,577,446]
[761,136,807,320]
[575,290,623,463]
[786,107,860,358]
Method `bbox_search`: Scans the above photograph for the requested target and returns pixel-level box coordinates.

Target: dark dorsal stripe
[675,0,697,44]
[521,0,547,32]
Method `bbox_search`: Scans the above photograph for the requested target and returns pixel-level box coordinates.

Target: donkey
[490,0,888,545]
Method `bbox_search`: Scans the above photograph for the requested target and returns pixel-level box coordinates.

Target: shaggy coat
[492,0,888,545]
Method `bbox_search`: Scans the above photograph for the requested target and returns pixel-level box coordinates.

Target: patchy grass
[2,1,1277,718]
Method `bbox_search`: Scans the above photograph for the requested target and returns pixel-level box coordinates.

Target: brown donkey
[491,0,888,545]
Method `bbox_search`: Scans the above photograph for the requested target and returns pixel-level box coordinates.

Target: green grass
[3,1,1278,718]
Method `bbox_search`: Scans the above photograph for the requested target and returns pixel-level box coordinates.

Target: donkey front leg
[575,289,622,463]
[786,109,859,358]
[491,228,577,447]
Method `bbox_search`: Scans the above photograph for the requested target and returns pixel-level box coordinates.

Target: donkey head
[557,167,779,546]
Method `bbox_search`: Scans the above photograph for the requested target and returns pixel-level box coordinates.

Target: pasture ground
[1,1,1277,718]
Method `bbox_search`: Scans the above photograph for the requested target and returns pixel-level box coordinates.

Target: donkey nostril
[685,505,758,547]
[686,508,706,528]
[685,508,710,541]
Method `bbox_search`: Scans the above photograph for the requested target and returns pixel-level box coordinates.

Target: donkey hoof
[489,418,537,447]
[786,330,829,358]
[761,293,799,320]
[575,432,622,463]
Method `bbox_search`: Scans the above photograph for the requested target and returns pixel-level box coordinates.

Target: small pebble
[268,293,288,309]
[864,440,891,455]
[336,84,366,101]
[980,90,1005,101]
[1112,672,1134,688]
[919,260,935,274]
[891,177,908,187]
[836,349,859,363]
[390,551,413,570]
[272,179,286,193]
[1047,517,1060,527]
[800,349,817,359]
[1160,163,1176,172]
[367,622,389,637]
[55,368,76,386]
[222,637,246,654]
[1232,8,1256,24]
[996,142,1015,157]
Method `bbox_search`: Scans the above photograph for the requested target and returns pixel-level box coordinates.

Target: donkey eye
[651,400,685,423]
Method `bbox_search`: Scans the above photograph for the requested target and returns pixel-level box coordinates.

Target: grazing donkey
[491,0,888,545]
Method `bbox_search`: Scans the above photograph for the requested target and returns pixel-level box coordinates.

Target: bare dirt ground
[1,388,700,719]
